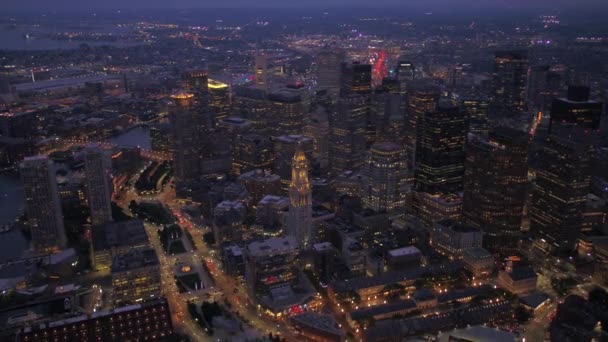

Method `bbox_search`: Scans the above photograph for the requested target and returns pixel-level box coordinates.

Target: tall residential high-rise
[529,136,593,249]
[362,141,407,213]
[415,102,466,194]
[83,144,113,226]
[329,95,368,176]
[288,146,313,249]
[316,50,344,99]
[254,53,269,92]
[461,97,490,137]
[549,85,603,138]
[169,92,204,183]
[208,79,231,123]
[462,127,529,250]
[273,135,313,189]
[406,85,440,168]
[20,156,66,253]
[491,50,528,118]
[340,62,372,96]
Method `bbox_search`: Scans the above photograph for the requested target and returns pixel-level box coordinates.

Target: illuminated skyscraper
[232,133,274,175]
[316,50,344,100]
[529,136,593,249]
[302,106,330,171]
[491,50,528,118]
[549,85,603,138]
[232,87,273,131]
[461,97,490,137]
[20,156,66,253]
[169,92,203,183]
[255,53,269,92]
[329,95,368,176]
[273,135,313,189]
[182,69,209,106]
[340,62,372,96]
[462,127,529,250]
[83,144,113,226]
[406,85,440,168]
[288,146,313,249]
[208,79,231,123]
[381,77,401,95]
[396,60,415,92]
[269,91,305,136]
[362,141,407,213]
[527,65,551,113]
[415,102,466,194]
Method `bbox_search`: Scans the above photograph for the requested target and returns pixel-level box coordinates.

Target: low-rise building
[291,312,345,342]
[111,248,161,306]
[91,220,149,270]
[18,298,173,342]
[328,262,463,304]
[415,192,462,226]
[220,244,245,277]
[256,195,289,227]
[497,258,537,294]
[431,219,482,259]
[385,246,422,271]
[238,169,282,205]
[245,236,310,314]
[462,247,494,277]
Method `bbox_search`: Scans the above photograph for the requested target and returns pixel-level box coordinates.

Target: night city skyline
[0,1,607,342]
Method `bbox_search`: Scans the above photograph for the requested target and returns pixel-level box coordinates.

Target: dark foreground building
[18,298,173,342]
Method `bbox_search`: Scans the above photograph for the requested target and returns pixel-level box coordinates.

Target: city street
[115,180,297,341]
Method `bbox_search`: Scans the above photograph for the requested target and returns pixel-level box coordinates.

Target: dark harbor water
[0,173,29,262]
[106,126,151,150]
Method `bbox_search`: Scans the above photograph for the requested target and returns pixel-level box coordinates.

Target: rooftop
[349,299,417,321]
[111,248,159,273]
[331,262,462,294]
[365,301,511,341]
[388,246,422,258]
[463,247,493,259]
[312,242,334,253]
[290,313,345,337]
[92,220,148,252]
[258,195,289,206]
[171,91,194,99]
[24,298,169,332]
[274,134,312,144]
[437,325,516,342]
[436,219,480,233]
[208,79,228,89]
[247,236,298,258]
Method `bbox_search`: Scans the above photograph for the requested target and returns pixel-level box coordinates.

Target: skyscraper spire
[288,143,313,249]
